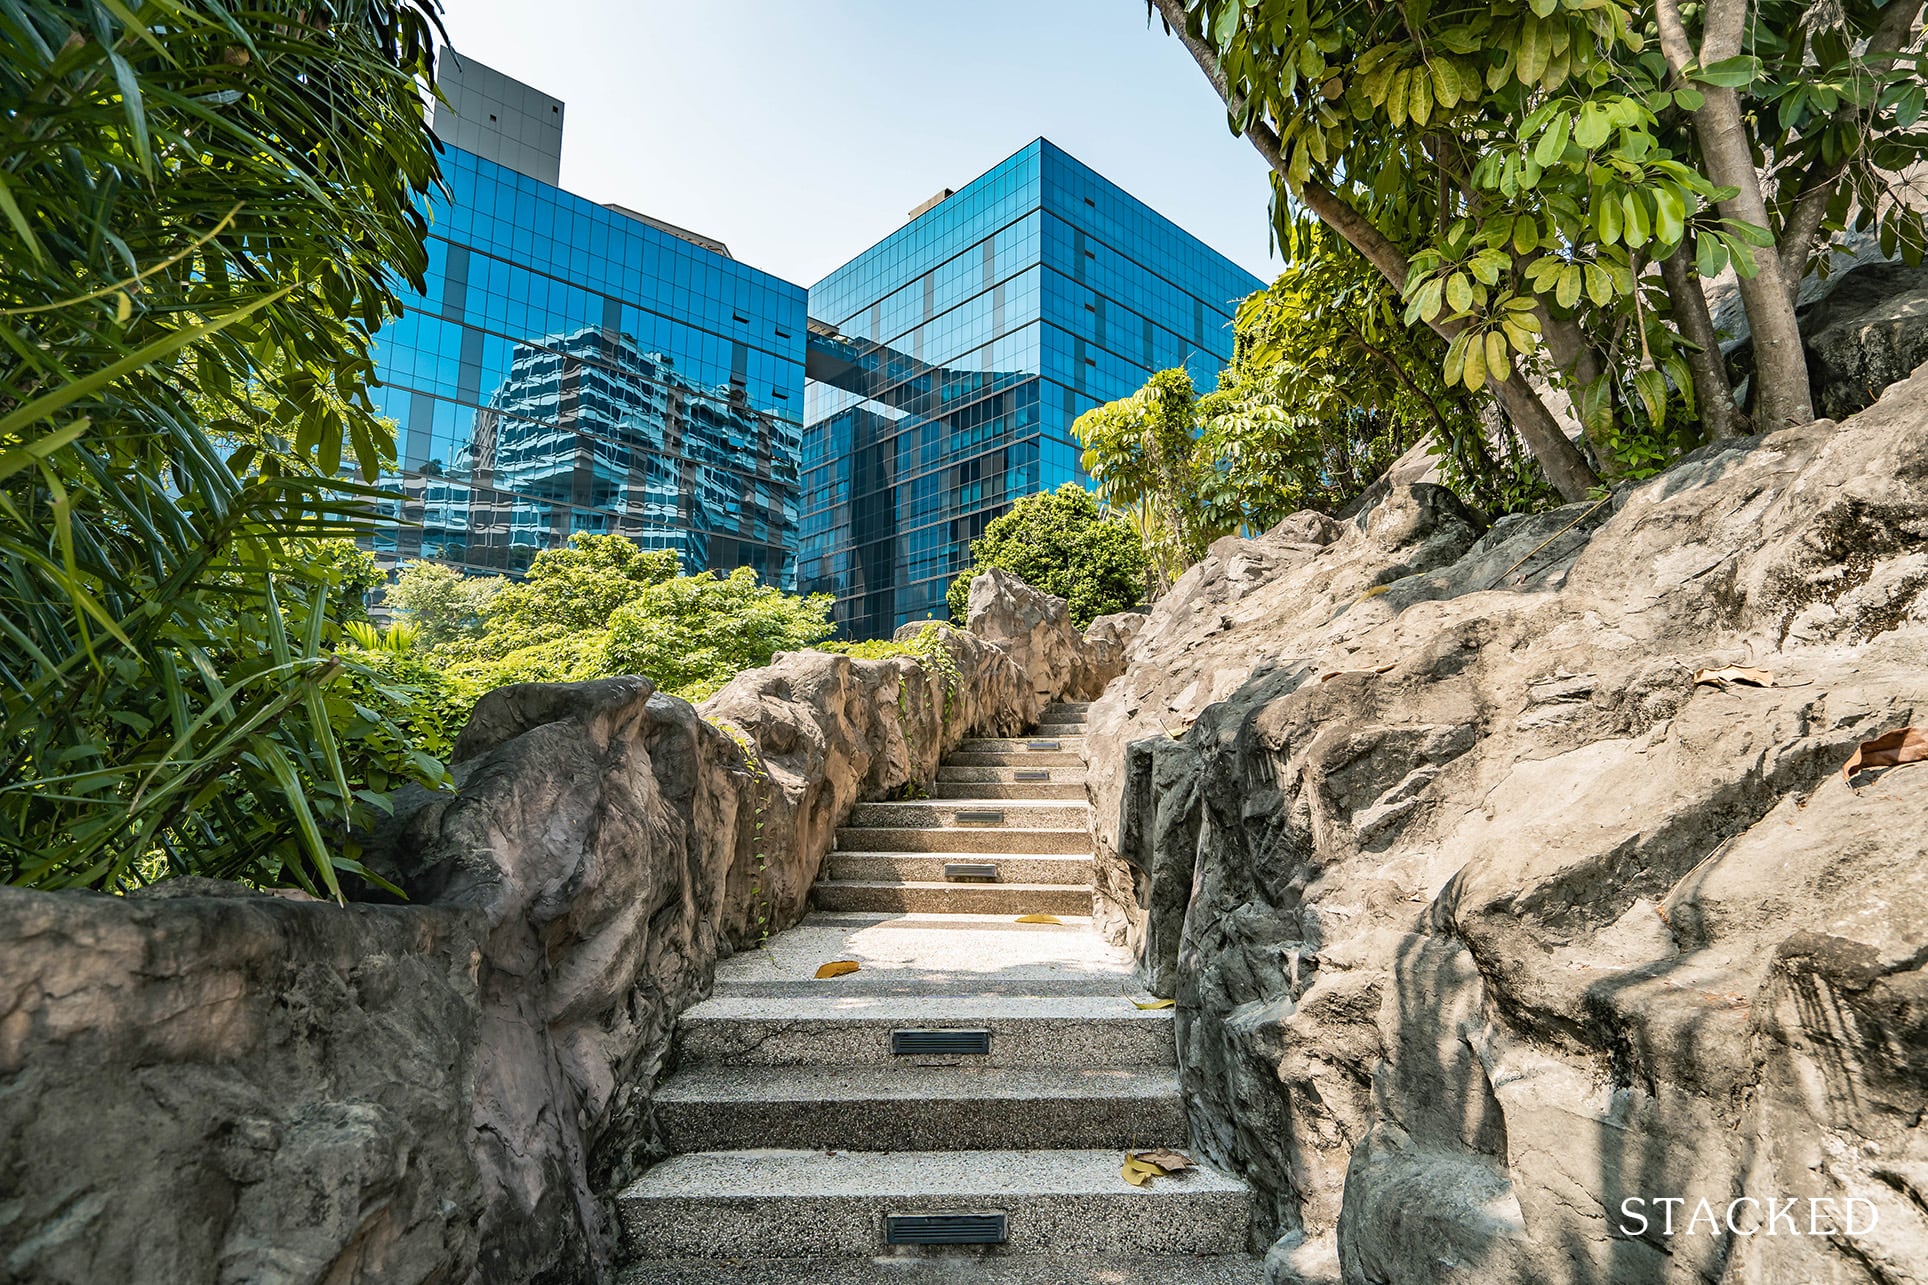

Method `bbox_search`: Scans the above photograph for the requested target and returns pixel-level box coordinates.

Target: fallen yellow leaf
[1132,998,1176,1010]
[1014,914,1062,924]
[1843,726,1928,781]
[814,960,860,978]
[1121,1155,1162,1187]
[1694,665,1775,689]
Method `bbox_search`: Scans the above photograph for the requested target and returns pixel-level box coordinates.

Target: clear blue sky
[437,1,1283,288]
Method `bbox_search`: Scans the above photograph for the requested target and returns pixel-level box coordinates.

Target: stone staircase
[616,701,1263,1282]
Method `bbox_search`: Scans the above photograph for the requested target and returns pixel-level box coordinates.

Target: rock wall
[0,582,1106,1285]
[1086,368,1928,1283]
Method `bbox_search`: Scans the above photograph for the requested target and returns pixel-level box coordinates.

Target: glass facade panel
[370,146,808,584]
[799,139,1263,638]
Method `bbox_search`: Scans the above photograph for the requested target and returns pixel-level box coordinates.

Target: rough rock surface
[0,582,1092,1285]
[966,565,1143,702]
[0,882,483,1285]
[1087,366,1928,1282]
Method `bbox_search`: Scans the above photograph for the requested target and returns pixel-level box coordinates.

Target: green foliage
[0,0,442,894]
[942,484,1149,627]
[1073,371,1223,591]
[478,534,679,657]
[282,539,386,628]
[1206,232,1556,518]
[1170,0,1925,477]
[816,623,965,718]
[603,568,836,696]
[433,536,836,703]
[385,560,503,649]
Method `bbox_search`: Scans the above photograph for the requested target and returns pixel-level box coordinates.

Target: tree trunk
[1656,0,1815,432]
[1658,242,1750,441]
[1151,0,1601,501]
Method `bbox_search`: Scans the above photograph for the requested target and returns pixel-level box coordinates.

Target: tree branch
[1658,240,1750,441]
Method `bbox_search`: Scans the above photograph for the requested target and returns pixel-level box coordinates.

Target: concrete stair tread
[834,827,1094,853]
[657,1064,1179,1105]
[622,1147,1247,1201]
[620,1254,1265,1284]
[709,912,1129,987]
[816,879,1094,896]
[826,853,1094,886]
[709,976,1149,998]
[680,993,1170,1022]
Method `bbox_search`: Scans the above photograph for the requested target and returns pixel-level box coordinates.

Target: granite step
[942,749,1084,768]
[935,765,1086,784]
[673,992,1176,1069]
[620,1253,1267,1284]
[824,851,1093,885]
[618,1148,1252,1260]
[653,1065,1186,1152]
[929,781,1085,799]
[956,737,1086,754]
[811,879,1091,916]
[832,826,1092,855]
[846,800,1089,830]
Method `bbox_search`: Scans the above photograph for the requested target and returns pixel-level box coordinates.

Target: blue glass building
[799,139,1264,637]
[368,56,807,584]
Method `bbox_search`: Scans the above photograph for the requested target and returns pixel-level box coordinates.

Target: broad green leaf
[1534,113,1571,167]
[1695,233,1728,278]
[1518,18,1550,87]
[1673,86,1705,111]
[1556,263,1583,307]
[1572,102,1610,149]
[1633,368,1668,430]
[1446,272,1473,313]
[1514,216,1540,255]
[1584,263,1613,306]
[1622,191,1651,246]
[1463,328,1488,390]
[1485,331,1509,382]
[1597,194,1623,244]
[1693,56,1763,88]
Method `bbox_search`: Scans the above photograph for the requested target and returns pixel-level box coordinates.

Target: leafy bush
[427,535,836,703]
[385,561,503,649]
[0,0,442,895]
[944,484,1149,627]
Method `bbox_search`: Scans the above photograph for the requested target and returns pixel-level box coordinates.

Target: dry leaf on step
[1842,727,1928,781]
[1133,998,1176,1010]
[1121,1155,1163,1187]
[1014,914,1061,924]
[1320,663,1397,683]
[1693,666,1775,689]
[814,960,860,978]
[1131,1148,1196,1174]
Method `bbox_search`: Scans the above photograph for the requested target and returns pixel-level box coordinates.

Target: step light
[944,861,999,881]
[891,1028,992,1055]
[1013,769,1051,781]
[954,809,1004,824]
[884,1212,1007,1245]
[1026,740,1061,751]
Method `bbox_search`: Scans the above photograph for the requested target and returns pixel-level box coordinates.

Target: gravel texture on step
[927,781,1087,800]
[619,1253,1266,1283]
[653,1065,1186,1152]
[824,851,1093,884]
[707,913,1131,986]
[812,880,1093,916]
[846,800,1090,829]
[619,1148,1252,1260]
[832,827,1093,855]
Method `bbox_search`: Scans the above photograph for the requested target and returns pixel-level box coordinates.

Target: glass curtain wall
[799,139,1264,638]
[369,147,809,585]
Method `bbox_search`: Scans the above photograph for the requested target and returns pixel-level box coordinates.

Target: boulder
[1087,366,1928,1281]
[965,565,1138,703]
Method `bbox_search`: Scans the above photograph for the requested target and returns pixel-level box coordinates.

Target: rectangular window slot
[1026,740,1061,751]
[944,862,999,881]
[892,1028,992,1056]
[732,312,749,324]
[885,1212,1007,1245]
[954,810,1004,825]
[1013,769,1051,781]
